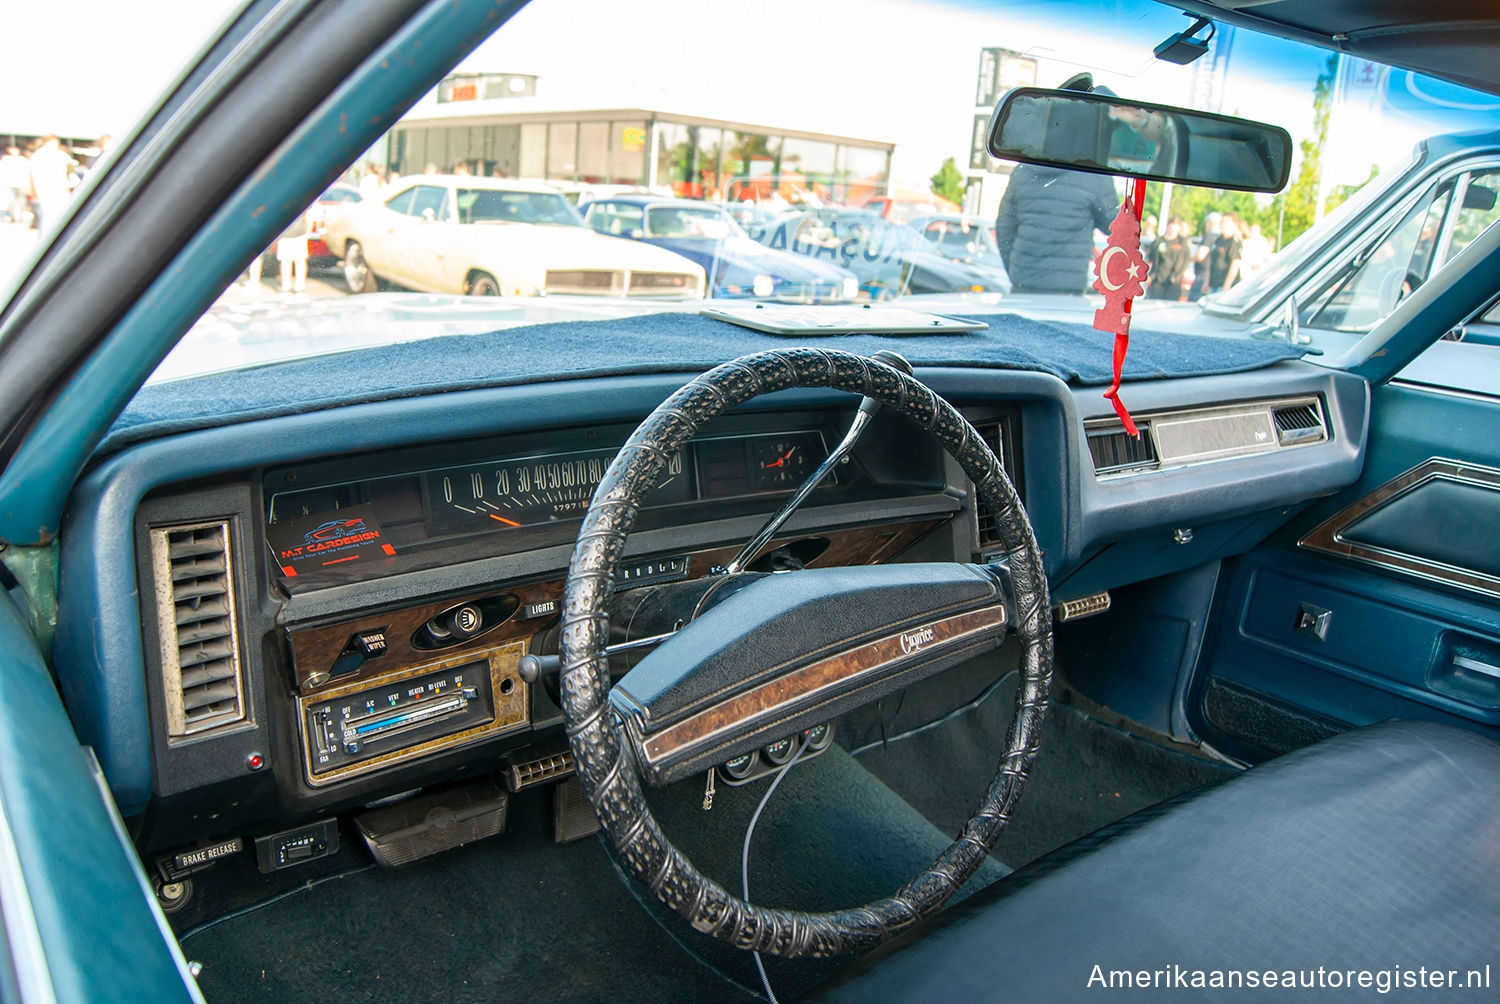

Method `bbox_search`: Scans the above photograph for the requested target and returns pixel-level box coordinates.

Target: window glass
[1298,181,1452,333]
[407,185,450,220]
[384,187,418,215]
[645,205,734,238]
[1442,169,1500,265]
[721,132,781,203]
[578,122,609,182]
[455,188,583,225]
[612,122,647,184]
[920,217,1003,265]
[547,122,578,180]
[585,202,645,235]
[519,123,546,178]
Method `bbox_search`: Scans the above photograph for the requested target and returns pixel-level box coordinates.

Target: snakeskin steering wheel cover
[560,348,1052,957]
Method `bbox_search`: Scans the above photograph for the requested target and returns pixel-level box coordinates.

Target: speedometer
[426,446,692,535]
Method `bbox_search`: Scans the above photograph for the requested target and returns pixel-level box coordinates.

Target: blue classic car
[1,1,1499,1002]
[581,195,860,301]
[751,208,1015,298]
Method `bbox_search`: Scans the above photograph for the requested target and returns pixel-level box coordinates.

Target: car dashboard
[52,354,1368,866]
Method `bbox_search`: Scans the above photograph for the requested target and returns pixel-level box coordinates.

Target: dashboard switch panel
[255,818,339,873]
[297,641,529,786]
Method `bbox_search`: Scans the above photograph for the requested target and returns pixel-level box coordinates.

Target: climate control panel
[296,641,530,786]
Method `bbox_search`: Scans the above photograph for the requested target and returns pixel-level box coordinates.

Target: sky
[0,0,243,139]
[4,0,1498,193]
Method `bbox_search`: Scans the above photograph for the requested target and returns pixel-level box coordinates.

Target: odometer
[426,446,691,535]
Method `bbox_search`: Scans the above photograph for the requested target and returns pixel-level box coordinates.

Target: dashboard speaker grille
[1088,424,1158,474]
[149,521,247,740]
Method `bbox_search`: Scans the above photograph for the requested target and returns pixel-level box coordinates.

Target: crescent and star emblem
[1097,245,1145,292]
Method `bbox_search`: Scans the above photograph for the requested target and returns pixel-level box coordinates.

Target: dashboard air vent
[1088,424,1158,475]
[148,521,247,740]
[1272,401,1326,446]
[975,422,1006,546]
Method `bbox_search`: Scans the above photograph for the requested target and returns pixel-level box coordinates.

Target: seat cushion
[820,721,1500,1002]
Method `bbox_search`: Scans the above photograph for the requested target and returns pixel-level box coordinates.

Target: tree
[1266,52,1338,246]
[1327,163,1380,215]
[930,157,965,205]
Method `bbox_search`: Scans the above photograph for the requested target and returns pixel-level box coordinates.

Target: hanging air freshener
[1091,178,1150,436]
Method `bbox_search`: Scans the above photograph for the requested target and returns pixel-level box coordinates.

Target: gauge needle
[764,447,795,469]
[488,514,522,527]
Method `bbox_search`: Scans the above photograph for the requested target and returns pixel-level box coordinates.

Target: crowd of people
[993,164,1277,300]
[0,135,112,234]
[1144,210,1274,301]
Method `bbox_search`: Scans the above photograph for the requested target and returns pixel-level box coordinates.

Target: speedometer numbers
[430,447,688,532]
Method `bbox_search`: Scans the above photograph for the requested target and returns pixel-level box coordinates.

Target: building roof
[397,97,896,150]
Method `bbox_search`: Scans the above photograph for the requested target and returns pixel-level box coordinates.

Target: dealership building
[387,72,895,204]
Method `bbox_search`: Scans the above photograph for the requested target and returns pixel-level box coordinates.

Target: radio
[297,641,529,786]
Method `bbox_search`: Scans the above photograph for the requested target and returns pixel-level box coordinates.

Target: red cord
[1101,177,1149,437]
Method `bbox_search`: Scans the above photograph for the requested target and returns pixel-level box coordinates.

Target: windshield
[646,205,738,239]
[457,188,584,226]
[914,217,1005,266]
[7,0,1500,383]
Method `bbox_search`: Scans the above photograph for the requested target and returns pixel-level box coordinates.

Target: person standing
[28,135,75,234]
[1,146,29,225]
[277,207,311,293]
[1207,214,1244,292]
[1147,216,1191,300]
[1140,213,1158,256]
[1240,222,1273,277]
[358,164,385,201]
[1186,212,1219,301]
[994,164,1118,294]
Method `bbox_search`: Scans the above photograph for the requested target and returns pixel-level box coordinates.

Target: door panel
[0,591,198,1002]
[1192,380,1500,760]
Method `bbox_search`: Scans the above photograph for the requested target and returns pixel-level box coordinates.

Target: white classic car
[323,176,706,298]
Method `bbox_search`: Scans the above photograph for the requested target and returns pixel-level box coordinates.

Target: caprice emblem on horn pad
[899,624,936,654]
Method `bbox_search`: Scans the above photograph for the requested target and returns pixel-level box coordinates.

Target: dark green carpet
[854,684,1237,870]
[180,745,1003,1003]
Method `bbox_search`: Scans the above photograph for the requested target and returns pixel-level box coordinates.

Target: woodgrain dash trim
[639,604,1007,764]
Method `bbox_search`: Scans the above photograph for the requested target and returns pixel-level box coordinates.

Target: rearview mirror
[988,87,1292,194]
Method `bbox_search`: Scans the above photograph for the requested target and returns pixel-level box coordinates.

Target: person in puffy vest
[994,164,1118,294]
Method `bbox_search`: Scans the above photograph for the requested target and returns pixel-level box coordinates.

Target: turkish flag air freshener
[1091,189,1150,436]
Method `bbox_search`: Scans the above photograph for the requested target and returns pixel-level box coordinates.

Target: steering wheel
[559,348,1052,958]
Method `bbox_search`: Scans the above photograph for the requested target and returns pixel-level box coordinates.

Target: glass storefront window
[578,122,609,182]
[781,137,837,204]
[613,121,647,185]
[519,122,546,179]
[547,122,578,180]
[722,131,780,204]
[840,145,891,204]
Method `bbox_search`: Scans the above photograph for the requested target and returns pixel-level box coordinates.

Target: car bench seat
[820,720,1500,1002]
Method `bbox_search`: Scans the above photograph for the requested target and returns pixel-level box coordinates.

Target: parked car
[906,212,1012,280]
[758,208,1013,297]
[582,195,859,302]
[323,176,705,298]
[306,182,362,266]
[856,191,962,224]
[3,1,1500,1002]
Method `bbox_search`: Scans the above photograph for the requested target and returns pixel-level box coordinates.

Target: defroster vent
[149,521,247,740]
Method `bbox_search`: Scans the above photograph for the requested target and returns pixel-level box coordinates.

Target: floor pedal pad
[355,779,507,867]
[553,777,601,843]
